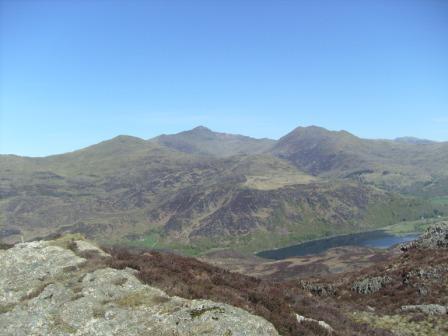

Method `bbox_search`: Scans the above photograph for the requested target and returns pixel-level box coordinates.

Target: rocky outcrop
[299,280,336,296]
[401,304,448,315]
[351,276,391,294]
[401,221,448,250]
[0,239,279,336]
[73,239,110,257]
[296,313,334,334]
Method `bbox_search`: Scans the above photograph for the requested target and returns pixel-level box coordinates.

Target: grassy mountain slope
[272,126,448,195]
[1,126,447,253]
[152,126,275,157]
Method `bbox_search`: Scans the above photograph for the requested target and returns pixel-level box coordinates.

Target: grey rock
[401,221,448,250]
[73,240,110,258]
[401,304,448,315]
[417,286,428,296]
[299,280,336,296]
[296,313,334,334]
[352,276,391,294]
[403,265,448,283]
[0,239,279,336]
[0,241,85,306]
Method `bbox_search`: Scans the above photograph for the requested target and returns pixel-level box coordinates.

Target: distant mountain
[272,126,448,195]
[272,126,364,175]
[394,136,436,145]
[1,125,447,253]
[152,126,275,157]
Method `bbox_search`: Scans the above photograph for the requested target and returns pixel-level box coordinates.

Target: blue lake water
[256,230,419,260]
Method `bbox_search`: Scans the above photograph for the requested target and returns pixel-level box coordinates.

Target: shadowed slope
[272,126,448,194]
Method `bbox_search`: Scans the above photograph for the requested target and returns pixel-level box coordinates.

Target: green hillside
[1,126,447,254]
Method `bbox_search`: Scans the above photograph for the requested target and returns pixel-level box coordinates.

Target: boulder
[296,313,334,334]
[351,276,391,294]
[73,240,110,257]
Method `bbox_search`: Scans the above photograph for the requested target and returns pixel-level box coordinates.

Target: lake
[256,230,419,260]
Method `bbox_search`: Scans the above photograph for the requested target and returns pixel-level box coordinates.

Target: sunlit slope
[1,126,447,252]
[152,126,275,157]
[272,126,448,195]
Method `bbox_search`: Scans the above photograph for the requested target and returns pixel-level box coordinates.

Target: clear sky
[1,0,447,156]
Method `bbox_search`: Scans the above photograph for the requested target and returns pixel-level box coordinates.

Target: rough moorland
[1,223,447,335]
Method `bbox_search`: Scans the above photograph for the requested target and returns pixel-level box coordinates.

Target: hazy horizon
[1,0,447,156]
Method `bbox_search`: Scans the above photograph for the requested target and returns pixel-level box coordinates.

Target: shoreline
[255,228,420,258]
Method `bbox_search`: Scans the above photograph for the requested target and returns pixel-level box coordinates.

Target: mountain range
[1,125,447,253]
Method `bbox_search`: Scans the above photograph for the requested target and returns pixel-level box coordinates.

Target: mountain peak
[284,126,356,141]
[110,134,145,143]
[190,125,213,133]
[297,125,327,131]
[152,126,274,157]
[272,126,362,175]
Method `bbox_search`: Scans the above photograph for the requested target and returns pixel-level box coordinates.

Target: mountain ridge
[152,125,275,157]
[2,125,446,159]
[1,125,447,253]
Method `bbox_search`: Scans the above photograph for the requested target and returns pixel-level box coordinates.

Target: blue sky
[1,0,447,156]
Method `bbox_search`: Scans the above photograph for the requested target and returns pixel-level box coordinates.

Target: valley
[1,125,447,256]
[2,1,446,334]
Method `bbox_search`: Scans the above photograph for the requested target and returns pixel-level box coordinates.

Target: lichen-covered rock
[401,222,448,251]
[351,276,391,294]
[0,241,85,306]
[73,240,110,257]
[299,280,336,296]
[401,304,448,315]
[0,239,279,336]
[296,313,334,334]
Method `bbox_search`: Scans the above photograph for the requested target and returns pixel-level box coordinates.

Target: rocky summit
[0,238,278,336]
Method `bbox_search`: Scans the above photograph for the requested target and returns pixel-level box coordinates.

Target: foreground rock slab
[0,239,279,336]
